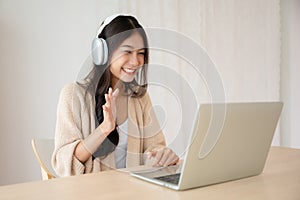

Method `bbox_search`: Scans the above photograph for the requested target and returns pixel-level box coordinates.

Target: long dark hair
[78,16,149,158]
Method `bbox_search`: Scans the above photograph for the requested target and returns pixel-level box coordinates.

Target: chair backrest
[31,139,57,180]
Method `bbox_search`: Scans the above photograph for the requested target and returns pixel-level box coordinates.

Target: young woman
[52,14,179,177]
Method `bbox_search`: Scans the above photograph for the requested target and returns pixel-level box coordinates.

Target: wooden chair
[31,139,57,180]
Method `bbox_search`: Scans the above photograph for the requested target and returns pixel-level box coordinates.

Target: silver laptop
[130,102,283,190]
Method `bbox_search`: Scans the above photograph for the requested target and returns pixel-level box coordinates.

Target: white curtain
[200,0,280,102]
[199,0,281,147]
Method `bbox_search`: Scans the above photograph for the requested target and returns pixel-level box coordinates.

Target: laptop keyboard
[154,173,181,185]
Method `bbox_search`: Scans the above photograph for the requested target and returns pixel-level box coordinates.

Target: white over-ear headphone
[91,14,131,66]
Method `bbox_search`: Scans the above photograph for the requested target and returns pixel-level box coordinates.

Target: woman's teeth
[123,68,135,73]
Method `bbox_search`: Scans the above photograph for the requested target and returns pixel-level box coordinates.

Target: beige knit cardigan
[51,83,166,177]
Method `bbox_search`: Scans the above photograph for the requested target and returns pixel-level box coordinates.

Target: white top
[114,119,129,169]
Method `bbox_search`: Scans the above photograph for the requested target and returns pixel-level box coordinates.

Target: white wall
[0,0,114,185]
[280,0,300,148]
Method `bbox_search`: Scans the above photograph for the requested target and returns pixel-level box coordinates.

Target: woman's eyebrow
[121,45,145,51]
[121,45,133,49]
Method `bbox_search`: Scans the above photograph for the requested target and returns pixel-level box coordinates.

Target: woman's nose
[129,52,142,66]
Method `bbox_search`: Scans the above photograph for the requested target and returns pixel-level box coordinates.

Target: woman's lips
[122,68,136,74]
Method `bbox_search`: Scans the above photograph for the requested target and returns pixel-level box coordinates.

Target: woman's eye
[139,52,146,55]
[124,50,132,54]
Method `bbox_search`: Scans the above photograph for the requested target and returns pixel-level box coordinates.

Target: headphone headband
[95,13,132,38]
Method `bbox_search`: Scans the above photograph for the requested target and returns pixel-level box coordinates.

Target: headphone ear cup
[92,38,108,65]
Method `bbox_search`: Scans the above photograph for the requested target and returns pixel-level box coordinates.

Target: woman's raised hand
[75,88,119,163]
[100,87,119,135]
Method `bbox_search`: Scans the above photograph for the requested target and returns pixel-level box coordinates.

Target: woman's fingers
[149,148,179,167]
[152,150,163,166]
[163,153,179,166]
[159,149,178,167]
[159,149,173,166]
[99,88,120,135]
[112,88,119,98]
[105,93,111,107]
[104,87,118,109]
[110,88,119,109]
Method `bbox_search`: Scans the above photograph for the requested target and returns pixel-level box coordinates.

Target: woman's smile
[122,67,137,74]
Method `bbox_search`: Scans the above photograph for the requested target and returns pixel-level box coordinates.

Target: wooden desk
[1,147,299,200]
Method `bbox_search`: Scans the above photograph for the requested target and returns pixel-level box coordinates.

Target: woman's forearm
[74,124,110,163]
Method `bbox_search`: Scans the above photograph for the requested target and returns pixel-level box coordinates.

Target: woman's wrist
[77,125,110,160]
[98,123,113,136]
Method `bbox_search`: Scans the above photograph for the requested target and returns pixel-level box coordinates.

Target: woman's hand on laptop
[147,148,179,167]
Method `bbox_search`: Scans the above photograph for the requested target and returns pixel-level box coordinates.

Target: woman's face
[109,31,146,86]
